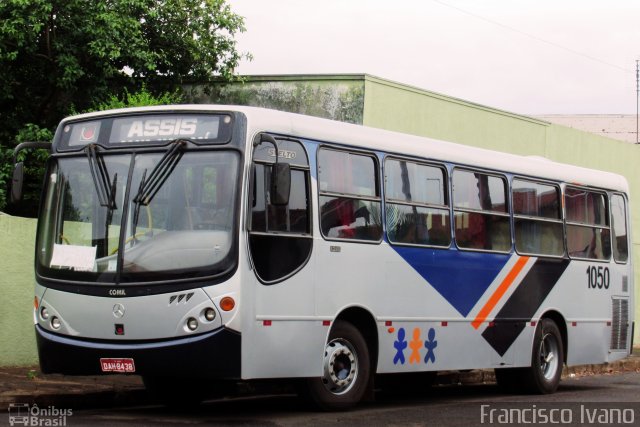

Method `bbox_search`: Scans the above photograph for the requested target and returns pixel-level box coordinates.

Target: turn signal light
[219,297,235,312]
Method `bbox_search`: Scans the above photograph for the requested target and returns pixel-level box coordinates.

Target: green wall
[363,75,549,155]
[0,213,38,366]
[362,75,639,343]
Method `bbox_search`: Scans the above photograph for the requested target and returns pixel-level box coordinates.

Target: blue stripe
[392,246,510,317]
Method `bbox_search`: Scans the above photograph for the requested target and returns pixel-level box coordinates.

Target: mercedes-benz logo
[112,303,125,318]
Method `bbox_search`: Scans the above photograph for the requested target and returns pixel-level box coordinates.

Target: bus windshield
[36,149,239,284]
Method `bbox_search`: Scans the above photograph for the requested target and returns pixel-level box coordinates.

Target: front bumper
[36,324,241,378]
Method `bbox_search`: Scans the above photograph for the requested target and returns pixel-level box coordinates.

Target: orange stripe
[471,256,530,330]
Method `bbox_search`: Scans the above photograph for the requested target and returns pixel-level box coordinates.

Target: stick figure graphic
[409,328,422,364]
[393,328,407,365]
[424,328,437,364]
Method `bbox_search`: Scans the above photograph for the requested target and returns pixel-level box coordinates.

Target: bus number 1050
[586,266,610,289]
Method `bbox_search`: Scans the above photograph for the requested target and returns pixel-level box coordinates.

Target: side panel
[238,133,634,380]
[242,254,329,379]
[374,253,537,372]
[555,261,633,365]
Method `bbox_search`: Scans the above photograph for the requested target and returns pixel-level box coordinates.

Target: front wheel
[303,320,371,411]
[523,318,564,394]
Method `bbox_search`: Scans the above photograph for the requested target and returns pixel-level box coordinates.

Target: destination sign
[61,114,232,150]
[110,115,221,143]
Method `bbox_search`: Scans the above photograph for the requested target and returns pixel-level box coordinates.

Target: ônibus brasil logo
[8,403,72,426]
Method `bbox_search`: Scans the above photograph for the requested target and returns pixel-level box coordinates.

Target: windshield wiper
[85,144,118,216]
[85,144,118,257]
[132,139,186,233]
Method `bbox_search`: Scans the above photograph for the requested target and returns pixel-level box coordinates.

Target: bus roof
[65,104,630,193]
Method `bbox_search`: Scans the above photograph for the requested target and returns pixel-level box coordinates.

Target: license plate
[100,358,136,373]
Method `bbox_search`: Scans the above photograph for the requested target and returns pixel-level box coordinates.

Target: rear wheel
[303,320,371,411]
[494,318,564,394]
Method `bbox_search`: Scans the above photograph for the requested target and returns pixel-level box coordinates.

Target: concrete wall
[187,74,365,125]
[362,76,639,343]
[0,213,38,366]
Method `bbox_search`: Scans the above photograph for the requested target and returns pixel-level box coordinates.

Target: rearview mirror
[270,162,291,206]
[10,162,24,204]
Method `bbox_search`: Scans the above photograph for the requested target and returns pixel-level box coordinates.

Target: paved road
[4,372,639,426]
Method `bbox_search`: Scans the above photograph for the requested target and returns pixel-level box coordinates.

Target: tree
[0,0,249,214]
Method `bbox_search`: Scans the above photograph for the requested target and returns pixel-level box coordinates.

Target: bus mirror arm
[255,134,291,206]
[10,141,51,204]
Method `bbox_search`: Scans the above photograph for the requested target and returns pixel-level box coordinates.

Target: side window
[453,169,510,252]
[251,165,309,234]
[610,194,628,263]
[565,187,611,260]
[512,179,564,256]
[384,158,450,247]
[249,137,312,283]
[318,148,382,241]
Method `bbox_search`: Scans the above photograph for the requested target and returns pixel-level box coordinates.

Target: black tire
[522,318,564,394]
[303,320,371,411]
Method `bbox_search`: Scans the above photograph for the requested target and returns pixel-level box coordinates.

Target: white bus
[12,105,634,410]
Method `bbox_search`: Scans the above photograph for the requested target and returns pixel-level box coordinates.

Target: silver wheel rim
[539,331,560,381]
[321,338,359,395]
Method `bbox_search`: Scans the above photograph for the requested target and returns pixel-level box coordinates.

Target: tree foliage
[0,0,248,214]
[92,85,183,111]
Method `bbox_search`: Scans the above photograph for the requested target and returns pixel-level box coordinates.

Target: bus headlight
[40,307,50,320]
[187,317,198,331]
[51,316,61,330]
[204,307,216,322]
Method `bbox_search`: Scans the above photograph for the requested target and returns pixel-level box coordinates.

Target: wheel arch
[334,306,379,373]
[540,310,568,363]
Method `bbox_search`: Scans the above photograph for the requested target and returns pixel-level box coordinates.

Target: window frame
[451,167,512,254]
[248,135,313,285]
[248,136,312,237]
[249,162,313,237]
[609,192,629,264]
[564,185,611,262]
[383,156,452,249]
[512,177,565,258]
[317,145,383,244]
